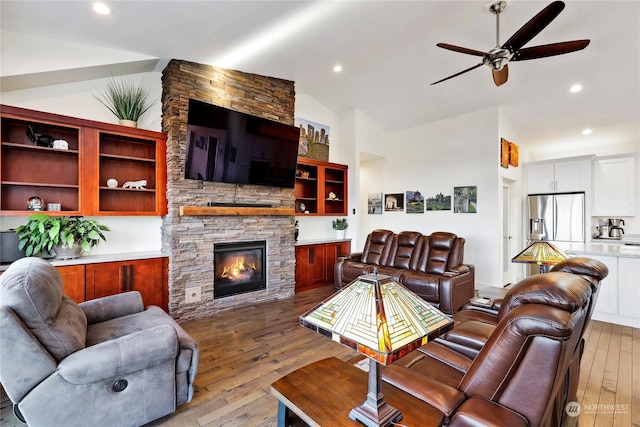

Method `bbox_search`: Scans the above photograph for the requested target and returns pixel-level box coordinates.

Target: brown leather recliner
[382,266,603,427]
[334,230,475,314]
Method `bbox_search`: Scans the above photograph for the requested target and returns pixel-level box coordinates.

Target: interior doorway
[501,179,516,285]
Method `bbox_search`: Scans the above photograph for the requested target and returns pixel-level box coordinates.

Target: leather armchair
[0,257,199,427]
[382,265,605,427]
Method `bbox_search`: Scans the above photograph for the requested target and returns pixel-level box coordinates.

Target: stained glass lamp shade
[299,272,453,427]
[512,241,569,274]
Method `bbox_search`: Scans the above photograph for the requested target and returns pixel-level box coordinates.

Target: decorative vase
[335,230,346,240]
[53,243,82,260]
[119,119,137,128]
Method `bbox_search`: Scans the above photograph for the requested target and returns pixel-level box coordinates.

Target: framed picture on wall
[384,193,404,212]
[405,190,424,214]
[453,186,477,213]
[367,193,383,214]
[426,191,451,211]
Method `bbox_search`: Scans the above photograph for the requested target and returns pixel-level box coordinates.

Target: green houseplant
[332,218,348,231]
[332,218,348,240]
[16,214,110,259]
[95,76,156,127]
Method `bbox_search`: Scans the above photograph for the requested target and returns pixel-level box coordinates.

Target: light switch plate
[185,287,201,303]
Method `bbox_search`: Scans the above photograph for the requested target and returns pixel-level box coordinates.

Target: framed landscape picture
[405,190,424,214]
[453,186,477,213]
[367,193,383,214]
[426,191,451,211]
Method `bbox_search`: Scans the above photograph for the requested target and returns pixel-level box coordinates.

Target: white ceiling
[1,1,639,153]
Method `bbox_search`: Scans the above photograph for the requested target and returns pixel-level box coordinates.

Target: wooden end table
[271,357,444,427]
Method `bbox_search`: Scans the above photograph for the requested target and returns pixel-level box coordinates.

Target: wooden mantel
[179,206,295,216]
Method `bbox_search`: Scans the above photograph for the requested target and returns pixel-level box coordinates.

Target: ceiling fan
[432,0,590,86]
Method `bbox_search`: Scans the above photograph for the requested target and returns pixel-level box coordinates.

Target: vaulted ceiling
[1,1,638,154]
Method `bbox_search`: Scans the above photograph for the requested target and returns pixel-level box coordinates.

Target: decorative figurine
[122,179,147,189]
[106,178,119,188]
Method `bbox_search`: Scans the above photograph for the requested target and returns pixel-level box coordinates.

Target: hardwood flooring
[1,286,638,427]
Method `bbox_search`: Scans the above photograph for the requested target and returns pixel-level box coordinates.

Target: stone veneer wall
[161,60,297,322]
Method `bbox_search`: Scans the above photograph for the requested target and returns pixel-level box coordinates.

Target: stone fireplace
[161,60,297,322]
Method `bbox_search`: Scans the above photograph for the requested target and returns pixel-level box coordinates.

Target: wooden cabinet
[295,240,350,292]
[295,158,348,216]
[56,265,86,304]
[592,155,636,216]
[0,105,167,216]
[85,257,167,309]
[524,158,588,194]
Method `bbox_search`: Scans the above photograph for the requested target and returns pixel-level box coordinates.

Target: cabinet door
[590,255,618,315]
[324,241,351,284]
[56,265,85,303]
[592,157,636,216]
[86,258,166,309]
[554,160,586,192]
[525,163,555,194]
[295,245,326,292]
[617,257,640,319]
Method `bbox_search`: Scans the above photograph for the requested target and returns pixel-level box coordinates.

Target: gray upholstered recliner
[0,257,199,427]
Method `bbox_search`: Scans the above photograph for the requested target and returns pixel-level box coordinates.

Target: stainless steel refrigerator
[526,192,585,275]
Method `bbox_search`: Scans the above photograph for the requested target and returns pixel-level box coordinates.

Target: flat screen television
[185,99,300,189]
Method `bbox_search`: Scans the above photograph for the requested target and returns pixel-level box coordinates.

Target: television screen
[185,99,300,188]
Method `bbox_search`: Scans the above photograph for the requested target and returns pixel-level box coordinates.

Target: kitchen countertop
[560,242,640,258]
[0,251,168,271]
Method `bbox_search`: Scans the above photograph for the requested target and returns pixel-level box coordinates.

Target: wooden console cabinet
[295,240,350,292]
[295,158,348,216]
[0,105,167,216]
[85,257,168,310]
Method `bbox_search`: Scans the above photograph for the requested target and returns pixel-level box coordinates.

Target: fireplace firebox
[214,240,266,298]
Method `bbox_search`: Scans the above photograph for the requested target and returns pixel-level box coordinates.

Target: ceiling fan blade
[502,1,565,52]
[492,65,509,86]
[513,40,590,61]
[436,43,486,57]
[431,63,484,85]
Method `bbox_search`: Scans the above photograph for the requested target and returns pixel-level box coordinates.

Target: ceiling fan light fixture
[92,2,111,15]
[582,128,593,135]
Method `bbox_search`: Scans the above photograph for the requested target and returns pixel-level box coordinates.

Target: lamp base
[348,358,403,427]
[349,401,402,427]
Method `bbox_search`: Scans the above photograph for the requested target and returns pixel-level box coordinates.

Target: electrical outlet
[185,287,201,303]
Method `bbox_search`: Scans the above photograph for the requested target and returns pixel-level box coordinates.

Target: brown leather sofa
[381,257,608,427]
[334,230,474,314]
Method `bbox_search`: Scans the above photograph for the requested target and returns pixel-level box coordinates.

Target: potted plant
[95,76,156,128]
[16,214,110,259]
[332,218,348,240]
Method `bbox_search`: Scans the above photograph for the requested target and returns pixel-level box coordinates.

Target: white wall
[357,108,504,288]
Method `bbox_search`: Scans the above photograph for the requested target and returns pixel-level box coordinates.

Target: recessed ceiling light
[582,128,593,135]
[570,84,582,93]
[333,65,343,73]
[92,2,111,15]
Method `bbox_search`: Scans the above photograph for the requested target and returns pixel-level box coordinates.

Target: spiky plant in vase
[95,76,156,128]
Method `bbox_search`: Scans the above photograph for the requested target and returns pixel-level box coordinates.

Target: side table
[271,357,444,427]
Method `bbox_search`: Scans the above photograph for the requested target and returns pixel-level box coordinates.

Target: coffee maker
[609,218,625,239]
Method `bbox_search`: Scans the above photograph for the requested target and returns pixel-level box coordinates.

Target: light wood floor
[1,286,638,427]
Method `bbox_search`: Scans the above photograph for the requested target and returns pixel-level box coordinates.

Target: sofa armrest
[449,397,528,427]
[444,265,470,276]
[58,324,178,384]
[440,265,475,314]
[383,364,465,416]
[343,252,363,262]
[80,291,144,325]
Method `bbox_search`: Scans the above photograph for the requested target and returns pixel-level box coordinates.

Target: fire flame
[220,256,257,281]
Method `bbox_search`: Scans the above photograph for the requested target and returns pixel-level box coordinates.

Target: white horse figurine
[122,180,147,189]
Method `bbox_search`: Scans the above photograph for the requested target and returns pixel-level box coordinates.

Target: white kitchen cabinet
[525,158,589,194]
[590,255,618,315]
[617,257,640,320]
[592,155,636,216]
[588,254,640,328]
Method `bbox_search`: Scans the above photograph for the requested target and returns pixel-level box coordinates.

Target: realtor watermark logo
[565,401,630,417]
